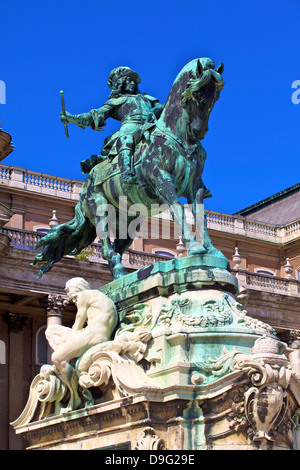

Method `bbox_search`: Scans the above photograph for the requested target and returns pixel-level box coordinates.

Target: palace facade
[0,131,299,449]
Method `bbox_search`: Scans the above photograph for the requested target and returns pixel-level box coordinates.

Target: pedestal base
[11,256,300,450]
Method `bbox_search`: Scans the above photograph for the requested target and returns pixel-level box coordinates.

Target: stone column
[6,313,28,450]
[41,294,68,363]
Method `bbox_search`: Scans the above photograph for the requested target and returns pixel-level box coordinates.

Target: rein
[153,120,190,156]
[151,121,194,196]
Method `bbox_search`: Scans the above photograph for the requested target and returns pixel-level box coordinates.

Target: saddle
[80,122,156,185]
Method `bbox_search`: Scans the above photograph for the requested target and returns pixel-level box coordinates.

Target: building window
[34,226,49,234]
[152,249,175,258]
[36,326,48,365]
[255,268,276,276]
[96,442,131,450]
[297,269,300,280]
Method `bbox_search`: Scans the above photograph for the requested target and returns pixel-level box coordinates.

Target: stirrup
[123,172,138,186]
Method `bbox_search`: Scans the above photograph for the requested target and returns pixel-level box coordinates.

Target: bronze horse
[32,58,227,279]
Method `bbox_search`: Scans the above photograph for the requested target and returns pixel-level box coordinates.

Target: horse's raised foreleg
[154,171,206,254]
[188,185,210,247]
[188,186,229,263]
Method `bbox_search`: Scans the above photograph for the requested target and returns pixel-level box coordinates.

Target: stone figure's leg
[45,324,73,351]
[152,170,206,254]
[51,344,81,412]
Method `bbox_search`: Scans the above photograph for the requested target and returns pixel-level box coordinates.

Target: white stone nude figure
[46,277,118,412]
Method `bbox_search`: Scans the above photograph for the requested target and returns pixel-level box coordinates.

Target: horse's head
[161,58,224,143]
[181,58,224,141]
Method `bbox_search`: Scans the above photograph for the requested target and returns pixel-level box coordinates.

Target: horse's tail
[31,199,96,279]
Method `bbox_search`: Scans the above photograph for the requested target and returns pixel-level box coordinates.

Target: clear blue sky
[1,0,299,215]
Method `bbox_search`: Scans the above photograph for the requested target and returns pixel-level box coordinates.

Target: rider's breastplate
[116,95,153,125]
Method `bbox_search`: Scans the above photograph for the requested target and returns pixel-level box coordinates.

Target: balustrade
[246,272,289,291]
[206,210,235,228]
[3,226,300,297]
[243,219,278,237]
[0,164,82,200]
[233,269,300,297]
[3,227,42,250]
[1,164,300,242]
[0,165,11,181]
[2,227,172,267]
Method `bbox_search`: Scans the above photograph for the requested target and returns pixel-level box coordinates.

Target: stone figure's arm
[72,295,89,331]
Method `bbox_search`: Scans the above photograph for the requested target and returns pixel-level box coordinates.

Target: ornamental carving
[199,335,295,443]
[157,294,233,329]
[5,313,28,333]
[135,427,166,450]
[40,294,69,317]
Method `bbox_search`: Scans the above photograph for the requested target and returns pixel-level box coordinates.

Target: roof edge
[234,182,300,216]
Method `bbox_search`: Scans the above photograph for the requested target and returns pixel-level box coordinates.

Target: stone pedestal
[11,255,300,450]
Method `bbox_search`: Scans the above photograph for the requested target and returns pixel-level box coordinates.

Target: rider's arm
[61,111,93,129]
[60,101,115,130]
[143,94,164,119]
[89,102,115,130]
[152,102,164,119]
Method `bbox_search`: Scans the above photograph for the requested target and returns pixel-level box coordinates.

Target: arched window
[297,268,300,281]
[36,326,48,365]
[34,226,49,234]
[152,249,176,258]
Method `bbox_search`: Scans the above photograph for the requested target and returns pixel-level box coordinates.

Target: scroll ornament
[135,426,166,450]
[11,328,154,427]
[201,335,295,442]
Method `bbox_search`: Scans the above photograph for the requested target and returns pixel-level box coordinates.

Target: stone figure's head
[65,277,90,301]
[107,67,141,97]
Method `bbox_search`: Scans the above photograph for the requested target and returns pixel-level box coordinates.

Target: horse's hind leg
[95,195,126,279]
[113,214,146,258]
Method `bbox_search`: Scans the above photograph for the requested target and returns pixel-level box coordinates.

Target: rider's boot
[118,149,138,186]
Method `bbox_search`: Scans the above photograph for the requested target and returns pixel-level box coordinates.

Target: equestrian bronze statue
[32,58,226,280]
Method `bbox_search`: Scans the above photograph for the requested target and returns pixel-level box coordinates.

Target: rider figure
[60,66,164,186]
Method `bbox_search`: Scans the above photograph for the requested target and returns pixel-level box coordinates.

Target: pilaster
[6,313,28,449]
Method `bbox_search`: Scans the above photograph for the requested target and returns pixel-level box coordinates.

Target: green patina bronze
[15,60,299,451]
[31,58,226,280]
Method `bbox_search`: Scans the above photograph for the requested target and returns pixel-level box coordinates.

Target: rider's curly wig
[108,76,141,99]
